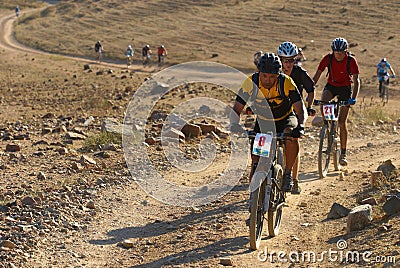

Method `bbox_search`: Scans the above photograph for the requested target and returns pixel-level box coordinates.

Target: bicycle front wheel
[267,164,284,237]
[318,125,331,179]
[249,179,267,250]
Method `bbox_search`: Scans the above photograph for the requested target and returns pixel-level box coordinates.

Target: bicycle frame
[248,132,286,249]
[314,99,347,178]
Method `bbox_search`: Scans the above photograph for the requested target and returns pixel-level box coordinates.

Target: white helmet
[253,50,263,66]
[277,42,299,57]
[128,45,132,49]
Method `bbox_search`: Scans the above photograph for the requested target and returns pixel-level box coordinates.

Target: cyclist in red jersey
[312,37,360,166]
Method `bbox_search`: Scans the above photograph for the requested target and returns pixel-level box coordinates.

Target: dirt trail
[1,6,399,268]
[0,8,154,73]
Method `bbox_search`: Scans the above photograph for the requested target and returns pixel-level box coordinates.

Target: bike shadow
[89,199,247,246]
[127,236,248,267]
[88,198,251,266]
[298,170,342,183]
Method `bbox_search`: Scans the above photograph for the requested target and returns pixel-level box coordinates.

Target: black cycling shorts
[251,113,298,152]
[254,113,297,134]
[323,83,351,102]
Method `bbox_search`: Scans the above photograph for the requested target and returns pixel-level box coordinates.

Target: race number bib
[322,104,337,121]
[252,133,273,157]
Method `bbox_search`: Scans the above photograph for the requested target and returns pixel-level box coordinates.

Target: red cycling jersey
[317,53,360,87]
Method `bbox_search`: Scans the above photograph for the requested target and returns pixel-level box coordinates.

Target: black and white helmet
[277,42,298,57]
[257,52,282,74]
[331,37,348,51]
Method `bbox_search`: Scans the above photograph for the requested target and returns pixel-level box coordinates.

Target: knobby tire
[318,125,331,179]
[267,165,284,237]
[249,179,267,250]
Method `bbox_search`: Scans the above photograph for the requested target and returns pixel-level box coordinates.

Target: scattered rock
[86,200,96,209]
[382,196,400,216]
[370,171,386,187]
[181,123,201,138]
[21,196,36,206]
[66,131,86,140]
[377,159,397,178]
[121,239,135,249]
[0,240,17,249]
[5,143,21,152]
[56,147,68,155]
[37,171,46,180]
[162,127,185,140]
[360,197,377,206]
[328,203,351,219]
[80,155,97,166]
[219,257,233,266]
[347,204,372,233]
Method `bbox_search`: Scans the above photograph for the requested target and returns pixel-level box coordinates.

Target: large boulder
[347,204,372,233]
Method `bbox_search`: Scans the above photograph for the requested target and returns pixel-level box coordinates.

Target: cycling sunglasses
[282,58,296,63]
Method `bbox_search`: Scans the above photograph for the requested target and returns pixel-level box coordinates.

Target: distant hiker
[157,45,168,65]
[377,58,396,97]
[15,6,20,17]
[312,37,360,166]
[142,44,152,65]
[126,45,134,67]
[253,50,263,69]
[295,47,306,66]
[94,41,103,62]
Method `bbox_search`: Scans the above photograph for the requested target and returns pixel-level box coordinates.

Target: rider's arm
[307,91,315,109]
[300,69,315,108]
[389,66,396,76]
[351,73,360,99]
[292,100,307,125]
[230,101,245,125]
[312,70,323,85]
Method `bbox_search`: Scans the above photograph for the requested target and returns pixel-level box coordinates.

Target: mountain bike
[314,99,348,179]
[248,131,286,250]
[158,54,166,66]
[378,74,395,104]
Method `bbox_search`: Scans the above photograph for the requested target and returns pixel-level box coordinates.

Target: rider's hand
[348,98,356,105]
[229,123,245,134]
[245,107,254,115]
[307,106,316,116]
[391,75,396,78]
[291,124,304,138]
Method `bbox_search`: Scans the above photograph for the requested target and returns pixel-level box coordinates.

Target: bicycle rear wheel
[249,179,267,250]
[382,84,388,104]
[318,125,331,179]
[332,123,341,171]
[267,164,284,237]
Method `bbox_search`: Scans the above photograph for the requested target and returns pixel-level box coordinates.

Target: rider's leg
[320,86,334,123]
[379,79,383,96]
[291,153,301,194]
[338,106,350,165]
[249,154,259,183]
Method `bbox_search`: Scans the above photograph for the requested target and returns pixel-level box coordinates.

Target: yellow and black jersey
[236,72,302,121]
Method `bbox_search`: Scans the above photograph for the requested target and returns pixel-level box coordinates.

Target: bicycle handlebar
[313,99,349,106]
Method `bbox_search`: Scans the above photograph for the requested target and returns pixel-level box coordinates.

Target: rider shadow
[89,199,247,246]
[298,171,341,183]
[127,236,248,267]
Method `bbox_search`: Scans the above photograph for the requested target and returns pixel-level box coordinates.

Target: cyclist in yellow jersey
[230,52,307,192]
